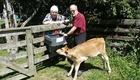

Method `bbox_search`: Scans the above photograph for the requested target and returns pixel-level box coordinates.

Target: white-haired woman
[42,5,69,53]
[43,5,69,25]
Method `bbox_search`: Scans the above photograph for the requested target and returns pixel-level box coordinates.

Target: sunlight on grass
[0,50,8,56]
[27,47,140,80]
[0,50,7,68]
[0,46,140,80]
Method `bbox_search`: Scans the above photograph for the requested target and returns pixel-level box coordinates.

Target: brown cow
[56,38,111,80]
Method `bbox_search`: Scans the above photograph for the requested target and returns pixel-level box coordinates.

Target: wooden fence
[0,23,71,80]
[0,19,140,79]
[87,19,140,47]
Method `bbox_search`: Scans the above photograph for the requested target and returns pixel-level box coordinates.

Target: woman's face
[51,11,58,19]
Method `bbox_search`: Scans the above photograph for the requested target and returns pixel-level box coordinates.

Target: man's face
[51,11,58,19]
[70,7,76,16]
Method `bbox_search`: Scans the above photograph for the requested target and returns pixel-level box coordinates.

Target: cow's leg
[67,62,75,77]
[103,54,111,74]
[73,62,81,80]
[99,54,107,69]
[100,54,111,74]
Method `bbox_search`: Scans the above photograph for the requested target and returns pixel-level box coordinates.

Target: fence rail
[88,19,140,25]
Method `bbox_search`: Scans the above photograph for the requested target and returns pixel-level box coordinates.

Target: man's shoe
[77,70,84,76]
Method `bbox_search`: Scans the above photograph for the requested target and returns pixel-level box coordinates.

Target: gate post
[26,29,36,75]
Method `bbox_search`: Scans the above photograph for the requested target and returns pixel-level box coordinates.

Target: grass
[0,48,139,80]
[27,58,114,80]
[26,47,140,80]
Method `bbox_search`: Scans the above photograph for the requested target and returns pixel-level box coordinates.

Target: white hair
[50,5,58,12]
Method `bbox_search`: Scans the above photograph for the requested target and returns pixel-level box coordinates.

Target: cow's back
[76,37,105,49]
[68,38,106,57]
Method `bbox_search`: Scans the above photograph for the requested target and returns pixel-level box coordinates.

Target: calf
[56,38,111,80]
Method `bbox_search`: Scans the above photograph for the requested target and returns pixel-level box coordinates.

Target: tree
[20,0,43,27]
[3,0,18,54]
[3,0,43,54]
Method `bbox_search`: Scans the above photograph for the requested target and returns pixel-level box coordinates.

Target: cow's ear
[64,45,69,50]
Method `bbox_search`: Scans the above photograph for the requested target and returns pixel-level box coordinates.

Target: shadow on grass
[55,62,103,72]
[21,55,65,80]
[0,71,18,80]
[0,55,105,80]
[54,61,103,77]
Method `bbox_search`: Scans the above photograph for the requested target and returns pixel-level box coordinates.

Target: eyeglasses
[70,10,75,13]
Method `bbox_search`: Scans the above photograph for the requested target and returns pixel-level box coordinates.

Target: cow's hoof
[108,70,111,74]
[66,74,71,77]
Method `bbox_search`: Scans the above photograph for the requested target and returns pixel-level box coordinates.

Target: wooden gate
[0,24,70,80]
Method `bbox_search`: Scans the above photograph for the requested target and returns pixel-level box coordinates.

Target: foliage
[0,0,139,25]
[127,35,140,68]
[109,46,140,79]
[84,0,140,19]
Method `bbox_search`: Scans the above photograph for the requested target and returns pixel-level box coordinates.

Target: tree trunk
[3,0,18,54]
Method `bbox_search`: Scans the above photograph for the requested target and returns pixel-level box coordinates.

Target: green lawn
[27,48,140,80]
[0,46,139,80]
[0,27,139,80]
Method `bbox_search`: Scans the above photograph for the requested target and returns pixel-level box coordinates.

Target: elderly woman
[42,5,69,53]
[43,5,69,25]
[43,5,69,34]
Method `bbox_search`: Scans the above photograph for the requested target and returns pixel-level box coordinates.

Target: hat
[50,5,58,12]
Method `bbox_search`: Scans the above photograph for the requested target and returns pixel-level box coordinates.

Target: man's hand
[63,33,68,36]
[60,32,68,36]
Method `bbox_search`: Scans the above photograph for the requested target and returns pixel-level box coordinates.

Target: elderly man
[63,4,86,76]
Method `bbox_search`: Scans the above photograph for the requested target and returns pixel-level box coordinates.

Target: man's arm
[63,26,77,36]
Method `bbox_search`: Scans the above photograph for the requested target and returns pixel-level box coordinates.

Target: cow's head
[56,45,69,56]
